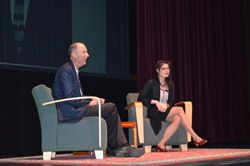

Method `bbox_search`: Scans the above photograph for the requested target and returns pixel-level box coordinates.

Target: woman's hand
[151,100,169,112]
[155,101,163,112]
[156,102,169,112]
[160,104,169,112]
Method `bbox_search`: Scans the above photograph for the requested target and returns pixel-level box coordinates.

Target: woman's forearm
[151,99,159,104]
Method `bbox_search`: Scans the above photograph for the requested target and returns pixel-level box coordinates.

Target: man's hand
[99,98,105,104]
[89,98,105,105]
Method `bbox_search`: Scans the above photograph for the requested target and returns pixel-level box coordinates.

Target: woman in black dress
[138,60,207,152]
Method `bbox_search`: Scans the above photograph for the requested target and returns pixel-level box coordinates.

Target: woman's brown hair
[154,60,172,87]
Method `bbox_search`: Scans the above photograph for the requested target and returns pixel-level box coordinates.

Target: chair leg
[43,152,52,160]
[94,150,104,159]
[165,145,172,150]
[143,145,152,152]
[121,121,138,148]
[179,144,188,151]
[51,152,56,158]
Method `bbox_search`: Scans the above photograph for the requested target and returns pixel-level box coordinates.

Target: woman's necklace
[160,82,166,87]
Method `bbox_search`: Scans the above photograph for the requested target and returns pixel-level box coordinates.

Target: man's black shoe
[116,145,145,157]
[106,148,116,157]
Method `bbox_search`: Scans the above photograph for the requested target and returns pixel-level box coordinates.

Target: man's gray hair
[68,42,84,57]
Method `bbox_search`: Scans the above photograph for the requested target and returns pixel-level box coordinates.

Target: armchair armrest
[125,102,144,144]
[43,96,102,147]
[174,101,192,142]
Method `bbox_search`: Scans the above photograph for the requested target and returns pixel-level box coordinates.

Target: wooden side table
[121,121,138,148]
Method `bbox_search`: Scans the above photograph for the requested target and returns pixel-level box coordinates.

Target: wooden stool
[73,121,138,156]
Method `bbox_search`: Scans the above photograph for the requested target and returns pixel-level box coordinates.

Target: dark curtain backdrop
[0,0,130,79]
[137,0,249,142]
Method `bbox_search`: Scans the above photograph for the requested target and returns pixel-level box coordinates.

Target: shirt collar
[72,63,79,75]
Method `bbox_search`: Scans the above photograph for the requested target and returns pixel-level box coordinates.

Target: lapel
[68,60,83,96]
[68,60,78,81]
[154,78,161,100]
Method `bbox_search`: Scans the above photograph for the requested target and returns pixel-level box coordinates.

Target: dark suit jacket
[52,60,90,123]
[138,78,175,135]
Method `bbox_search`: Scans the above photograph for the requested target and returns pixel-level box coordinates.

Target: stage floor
[1,139,250,166]
[0,155,250,166]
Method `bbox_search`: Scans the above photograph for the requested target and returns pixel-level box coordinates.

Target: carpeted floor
[1,148,250,165]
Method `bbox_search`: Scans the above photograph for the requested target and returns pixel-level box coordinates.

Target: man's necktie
[77,75,83,96]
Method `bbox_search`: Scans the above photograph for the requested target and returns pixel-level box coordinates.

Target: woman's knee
[176,107,185,115]
[170,106,184,116]
[172,115,181,126]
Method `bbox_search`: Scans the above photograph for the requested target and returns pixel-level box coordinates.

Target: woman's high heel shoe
[156,145,169,152]
[193,139,207,147]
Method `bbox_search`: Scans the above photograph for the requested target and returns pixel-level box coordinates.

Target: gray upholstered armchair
[125,93,192,152]
[32,84,107,160]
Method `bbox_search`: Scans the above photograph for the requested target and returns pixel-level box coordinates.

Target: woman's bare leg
[166,107,202,142]
[157,115,180,149]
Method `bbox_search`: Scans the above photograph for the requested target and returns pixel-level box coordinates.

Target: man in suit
[52,42,144,157]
